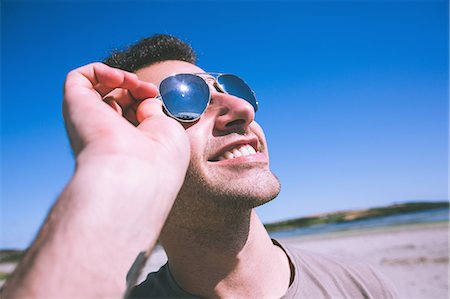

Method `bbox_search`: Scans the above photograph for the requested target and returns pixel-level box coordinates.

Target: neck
[160,204,291,298]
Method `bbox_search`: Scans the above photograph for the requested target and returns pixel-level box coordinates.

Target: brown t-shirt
[128,240,398,298]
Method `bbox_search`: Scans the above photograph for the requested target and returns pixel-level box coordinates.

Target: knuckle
[90,62,105,68]
[65,69,78,82]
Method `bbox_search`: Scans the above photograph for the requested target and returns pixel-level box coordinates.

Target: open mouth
[209,142,260,162]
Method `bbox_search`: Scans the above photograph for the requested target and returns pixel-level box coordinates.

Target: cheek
[185,117,215,159]
[188,139,203,161]
[186,128,209,163]
[186,136,210,177]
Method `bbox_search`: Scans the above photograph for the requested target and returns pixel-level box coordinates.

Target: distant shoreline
[264,201,449,232]
[274,219,449,243]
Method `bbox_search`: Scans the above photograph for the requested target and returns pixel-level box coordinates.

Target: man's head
[104,34,280,213]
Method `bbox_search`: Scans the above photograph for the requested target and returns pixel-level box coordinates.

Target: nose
[211,92,255,133]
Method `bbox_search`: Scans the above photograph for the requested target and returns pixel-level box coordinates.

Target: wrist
[70,152,186,235]
[69,155,183,226]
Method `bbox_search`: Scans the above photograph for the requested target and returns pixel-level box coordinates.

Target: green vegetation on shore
[0,272,11,280]
[0,249,24,264]
[264,201,449,232]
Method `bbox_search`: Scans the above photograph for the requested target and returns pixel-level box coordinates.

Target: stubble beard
[175,158,281,213]
[161,159,281,251]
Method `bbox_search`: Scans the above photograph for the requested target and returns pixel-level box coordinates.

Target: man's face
[136,60,280,209]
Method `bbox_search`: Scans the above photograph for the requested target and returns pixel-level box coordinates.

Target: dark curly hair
[104,34,196,72]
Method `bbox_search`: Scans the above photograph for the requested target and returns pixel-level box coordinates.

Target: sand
[1,222,448,298]
[277,222,449,299]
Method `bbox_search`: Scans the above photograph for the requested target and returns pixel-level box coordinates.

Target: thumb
[135,98,184,140]
[136,98,165,123]
[136,98,190,163]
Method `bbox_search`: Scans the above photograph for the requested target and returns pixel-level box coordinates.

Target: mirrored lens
[159,74,210,121]
[217,74,258,112]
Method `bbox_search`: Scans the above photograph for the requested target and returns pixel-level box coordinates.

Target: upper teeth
[218,144,257,161]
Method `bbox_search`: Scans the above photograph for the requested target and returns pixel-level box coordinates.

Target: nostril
[226,119,245,127]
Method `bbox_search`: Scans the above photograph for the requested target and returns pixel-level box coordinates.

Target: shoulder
[276,240,398,298]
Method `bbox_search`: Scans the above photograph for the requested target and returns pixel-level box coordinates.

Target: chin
[222,172,281,209]
[181,165,282,210]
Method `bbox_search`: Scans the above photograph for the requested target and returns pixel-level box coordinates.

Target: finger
[65,63,140,98]
[99,79,158,114]
[124,106,139,126]
[89,63,139,91]
[92,64,158,100]
[92,70,135,96]
[106,79,158,106]
[104,96,123,115]
[66,63,160,118]
[136,98,165,124]
[103,88,135,111]
[129,80,159,101]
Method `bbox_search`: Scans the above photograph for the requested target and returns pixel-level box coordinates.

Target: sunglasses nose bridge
[200,76,223,94]
[212,81,226,93]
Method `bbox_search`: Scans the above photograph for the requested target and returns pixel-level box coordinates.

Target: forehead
[135,60,206,85]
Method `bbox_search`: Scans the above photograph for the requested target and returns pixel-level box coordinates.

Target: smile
[209,141,261,162]
[216,144,257,161]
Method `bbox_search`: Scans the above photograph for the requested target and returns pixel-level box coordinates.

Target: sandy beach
[1,222,448,298]
[141,222,449,299]
[278,222,449,299]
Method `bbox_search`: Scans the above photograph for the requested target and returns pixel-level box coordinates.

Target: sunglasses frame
[156,72,258,122]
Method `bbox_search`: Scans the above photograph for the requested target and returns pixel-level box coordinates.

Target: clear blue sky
[1,0,448,249]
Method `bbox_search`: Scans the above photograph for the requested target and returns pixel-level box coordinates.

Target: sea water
[269,208,449,239]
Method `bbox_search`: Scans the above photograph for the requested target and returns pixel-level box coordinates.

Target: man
[1,35,397,298]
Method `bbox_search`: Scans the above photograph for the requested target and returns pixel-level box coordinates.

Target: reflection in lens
[217,75,258,112]
[160,74,210,121]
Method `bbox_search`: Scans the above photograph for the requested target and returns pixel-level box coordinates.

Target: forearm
[1,159,182,298]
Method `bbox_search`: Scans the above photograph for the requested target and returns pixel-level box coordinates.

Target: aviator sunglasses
[156,73,258,122]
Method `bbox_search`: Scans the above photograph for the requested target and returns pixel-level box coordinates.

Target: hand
[63,62,190,175]
[1,63,189,298]
[61,62,191,290]
[0,63,191,298]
